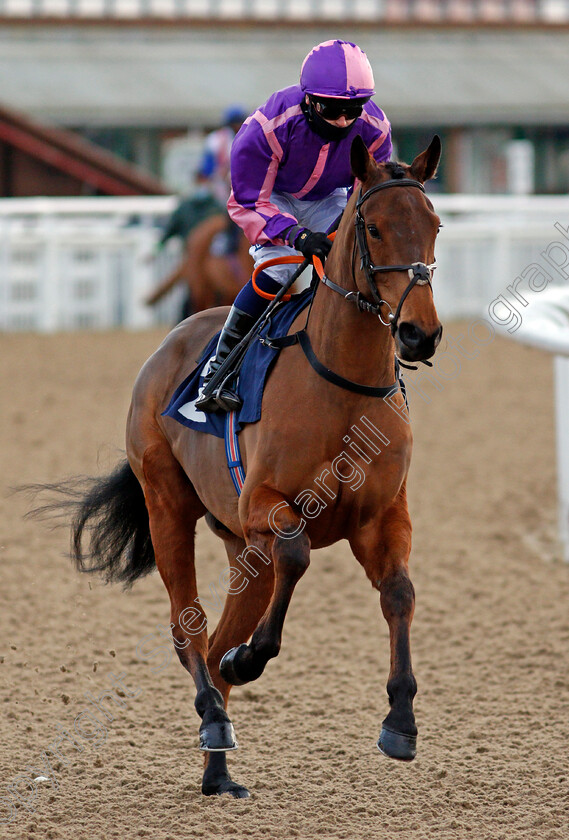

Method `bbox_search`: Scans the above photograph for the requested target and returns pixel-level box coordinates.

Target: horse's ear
[409,135,441,183]
[350,135,373,182]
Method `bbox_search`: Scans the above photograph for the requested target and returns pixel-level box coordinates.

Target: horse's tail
[26,459,155,587]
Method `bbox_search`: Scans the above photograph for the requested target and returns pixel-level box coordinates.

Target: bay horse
[64,135,443,798]
[145,214,252,317]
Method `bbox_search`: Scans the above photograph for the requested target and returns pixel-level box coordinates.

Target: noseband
[321,178,437,336]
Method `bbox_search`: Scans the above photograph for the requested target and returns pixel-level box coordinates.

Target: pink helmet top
[300,40,375,100]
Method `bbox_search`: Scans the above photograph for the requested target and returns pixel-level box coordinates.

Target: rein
[267,328,402,400]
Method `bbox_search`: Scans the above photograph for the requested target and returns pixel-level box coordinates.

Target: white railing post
[41,214,61,332]
[129,226,158,329]
[555,355,569,562]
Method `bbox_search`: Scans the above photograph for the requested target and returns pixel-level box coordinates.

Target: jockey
[198,105,248,206]
[196,39,392,412]
[198,105,248,259]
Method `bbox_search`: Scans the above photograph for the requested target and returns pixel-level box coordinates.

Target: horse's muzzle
[396,322,443,362]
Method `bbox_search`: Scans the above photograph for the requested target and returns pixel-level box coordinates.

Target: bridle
[321,178,437,336]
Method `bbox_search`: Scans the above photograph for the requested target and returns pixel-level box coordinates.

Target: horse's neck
[306,250,396,389]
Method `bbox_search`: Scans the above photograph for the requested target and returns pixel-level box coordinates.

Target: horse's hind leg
[350,486,417,762]
[201,523,275,797]
[140,442,238,757]
[219,487,310,686]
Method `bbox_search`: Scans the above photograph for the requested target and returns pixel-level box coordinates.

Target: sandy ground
[1,322,568,840]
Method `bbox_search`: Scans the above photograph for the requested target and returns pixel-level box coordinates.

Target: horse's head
[348,135,443,363]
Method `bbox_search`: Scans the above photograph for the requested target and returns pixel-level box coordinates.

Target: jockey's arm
[227,118,298,247]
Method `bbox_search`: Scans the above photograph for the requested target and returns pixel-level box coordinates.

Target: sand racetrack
[1,323,568,840]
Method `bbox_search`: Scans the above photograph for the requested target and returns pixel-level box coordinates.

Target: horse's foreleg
[207,532,276,701]
[220,488,310,686]
[351,488,417,761]
[201,531,275,797]
[140,442,238,755]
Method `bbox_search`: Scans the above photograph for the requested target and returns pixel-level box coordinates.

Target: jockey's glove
[292,229,332,263]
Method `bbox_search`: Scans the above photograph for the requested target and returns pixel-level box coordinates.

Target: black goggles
[311,97,368,121]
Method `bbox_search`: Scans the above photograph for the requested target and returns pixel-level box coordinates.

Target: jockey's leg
[195,270,282,413]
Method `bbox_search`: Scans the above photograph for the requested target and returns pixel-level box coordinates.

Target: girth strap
[268,329,399,399]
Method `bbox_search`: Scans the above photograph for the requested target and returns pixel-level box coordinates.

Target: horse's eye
[367,224,381,240]
[437,223,444,233]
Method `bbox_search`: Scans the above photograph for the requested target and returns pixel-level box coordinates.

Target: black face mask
[301,98,357,142]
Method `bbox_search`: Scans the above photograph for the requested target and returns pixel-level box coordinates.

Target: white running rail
[500,288,569,564]
[1,194,569,330]
[0,196,180,331]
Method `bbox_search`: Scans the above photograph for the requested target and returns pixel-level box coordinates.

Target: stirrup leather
[195,306,255,412]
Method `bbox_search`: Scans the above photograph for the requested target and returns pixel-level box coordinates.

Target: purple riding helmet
[300,39,375,99]
[300,40,376,140]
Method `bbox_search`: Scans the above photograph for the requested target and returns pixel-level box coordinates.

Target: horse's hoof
[199,720,238,752]
[219,644,248,686]
[202,779,250,798]
[377,726,417,761]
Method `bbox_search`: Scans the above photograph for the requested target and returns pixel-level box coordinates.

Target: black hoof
[202,778,250,798]
[377,726,417,761]
[199,720,238,752]
[219,644,248,686]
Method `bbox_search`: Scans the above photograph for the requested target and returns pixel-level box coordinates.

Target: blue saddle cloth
[162,289,313,439]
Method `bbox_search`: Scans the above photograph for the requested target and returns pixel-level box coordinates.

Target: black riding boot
[195,306,256,412]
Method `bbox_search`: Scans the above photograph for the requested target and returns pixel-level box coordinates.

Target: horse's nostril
[398,322,425,350]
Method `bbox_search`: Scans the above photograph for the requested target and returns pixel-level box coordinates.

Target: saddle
[162,289,314,439]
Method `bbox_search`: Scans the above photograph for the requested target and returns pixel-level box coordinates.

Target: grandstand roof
[1,25,569,128]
